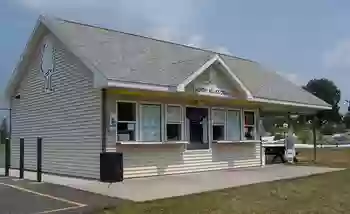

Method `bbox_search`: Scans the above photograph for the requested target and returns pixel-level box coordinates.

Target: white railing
[263,143,350,149]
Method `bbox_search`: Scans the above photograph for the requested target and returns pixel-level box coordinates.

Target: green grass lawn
[297,147,350,168]
[102,148,350,214]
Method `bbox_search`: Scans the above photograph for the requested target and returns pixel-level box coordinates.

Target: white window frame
[243,110,257,140]
[139,102,163,142]
[114,100,257,143]
[211,108,227,141]
[165,104,184,141]
[116,100,138,141]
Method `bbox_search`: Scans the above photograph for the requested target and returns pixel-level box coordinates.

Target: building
[5,16,331,180]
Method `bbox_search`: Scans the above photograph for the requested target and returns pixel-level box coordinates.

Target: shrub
[298,130,312,144]
[320,124,335,135]
[274,133,285,140]
[317,131,324,141]
[334,124,346,134]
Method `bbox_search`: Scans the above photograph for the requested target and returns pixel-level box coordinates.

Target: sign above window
[194,85,230,96]
[193,70,231,97]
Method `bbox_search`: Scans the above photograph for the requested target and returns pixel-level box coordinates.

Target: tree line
[263,78,349,136]
[303,78,342,126]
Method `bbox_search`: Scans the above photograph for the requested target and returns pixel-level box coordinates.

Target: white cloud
[186,35,205,48]
[276,71,301,85]
[284,73,300,85]
[146,27,203,48]
[16,0,201,31]
[147,26,232,53]
[15,0,232,54]
[148,27,176,42]
[214,46,232,55]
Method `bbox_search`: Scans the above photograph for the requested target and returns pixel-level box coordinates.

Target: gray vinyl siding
[110,144,261,179]
[11,34,102,179]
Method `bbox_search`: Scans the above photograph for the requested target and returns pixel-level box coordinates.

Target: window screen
[140,104,162,141]
[227,110,241,140]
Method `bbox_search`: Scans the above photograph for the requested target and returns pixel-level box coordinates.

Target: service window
[227,110,241,141]
[117,102,136,141]
[140,104,162,141]
[212,109,226,141]
[244,111,256,140]
[166,105,183,141]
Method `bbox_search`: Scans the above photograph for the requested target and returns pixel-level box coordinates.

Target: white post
[285,115,296,163]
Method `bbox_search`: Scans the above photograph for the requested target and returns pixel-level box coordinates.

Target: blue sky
[1,0,350,112]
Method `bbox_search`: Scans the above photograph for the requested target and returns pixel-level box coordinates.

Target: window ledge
[164,141,189,144]
[215,140,261,144]
[116,141,188,145]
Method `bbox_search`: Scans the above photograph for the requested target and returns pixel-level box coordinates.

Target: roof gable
[177,55,252,99]
[183,61,247,99]
[42,16,213,86]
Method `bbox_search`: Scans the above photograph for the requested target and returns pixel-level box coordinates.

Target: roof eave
[251,97,332,110]
[105,79,177,92]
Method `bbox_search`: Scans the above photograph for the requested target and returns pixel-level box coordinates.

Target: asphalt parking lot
[0,175,123,214]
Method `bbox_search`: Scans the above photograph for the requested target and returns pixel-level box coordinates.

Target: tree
[303,78,341,125]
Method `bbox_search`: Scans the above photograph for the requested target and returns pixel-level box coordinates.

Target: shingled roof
[7,15,331,110]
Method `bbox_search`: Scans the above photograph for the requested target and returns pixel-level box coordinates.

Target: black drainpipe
[101,88,107,153]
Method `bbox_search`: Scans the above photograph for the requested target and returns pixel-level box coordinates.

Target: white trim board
[107,80,174,92]
[177,56,218,92]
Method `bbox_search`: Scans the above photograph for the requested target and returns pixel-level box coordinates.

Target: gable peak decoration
[40,37,55,92]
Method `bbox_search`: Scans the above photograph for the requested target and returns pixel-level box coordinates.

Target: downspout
[101,88,107,152]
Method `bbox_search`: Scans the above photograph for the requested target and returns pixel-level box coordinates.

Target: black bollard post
[19,138,24,179]
[37,137,42,182]
[5,138,10,176]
